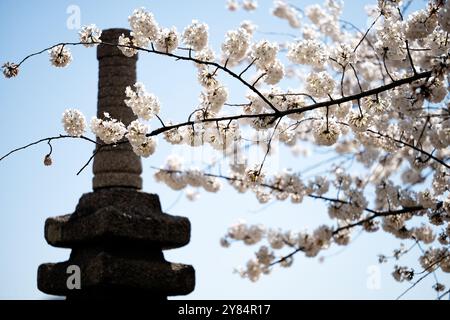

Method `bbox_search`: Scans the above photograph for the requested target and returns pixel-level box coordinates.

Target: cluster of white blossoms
[131,135,157,157]
[239,20,258,36]
[272,0,301,28]
[155,27,179,53]
[287,39,328,68]
[222,221,336,281]
[313,118,341,146]
[246,42,285,85]
[79,24,102,47]
[117,34,137,57]
[227,0,258,12]
[375,16,406,60]
[392,265,414,282]
[62,109,86,137]
[305,71,335,97]
[154,155,222,193]
[199,86,229,113]
[251,40,279,70]
[129,8,159,47]
[68,83,160,157]
[48,45,72,68]
[304,2,342,41]
[420,247,450,272]
[156,157,346,209]
[125,119,148,146]
[222,27,252,64]
[124,82,160,120]
[405,8,438,40]
[123,119,155,157]
[116,8,159,56]
[117,8,210,58]
[182,20,209,51]
[347,110,371,133]
[90,113,127,144]
[439,1,450,32]
[263,59,285,85]
[331,43,357,67]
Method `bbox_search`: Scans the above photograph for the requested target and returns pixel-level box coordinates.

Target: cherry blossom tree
[1,0,450,299]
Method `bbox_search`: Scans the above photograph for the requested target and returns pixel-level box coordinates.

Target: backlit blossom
[2,62,19,78]
[79,24,102,47]
[129,8,159,46]
[313,119,340,146]
[221,28,251,63]
[62,109,86,137]
[264,59,285,85]
[331,43,356,66]
[132,136,157,157]
[287,39,327,68]
[272,1,300,28]
[125,82,160,120]
[182,20,209,51]
[90,116,126,144]
[251,40,279,70]
[49,45,72,67]
[126,120,148,146]
[348,111,371,132]
[118,34,137,57]
[242,0,258,11]
[155,27,179,53]
[305,71,335,97]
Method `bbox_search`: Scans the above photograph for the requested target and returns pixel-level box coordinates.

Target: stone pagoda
[37,28,195,299]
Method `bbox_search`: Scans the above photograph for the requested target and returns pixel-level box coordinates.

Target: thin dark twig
[405,39,418,74]
[340,65,346,97]
[415,115,430,148]
[256,31,297,38]
[46,139,53,156]
[225,103,252,107]
[365,128,449,169]
[383,51,395,82]
[338,18,386,84]
[252,73,267,86]
[76,145,104,175]
[397,7,418,75]
[396,253,450,300]
[437,288,450,300]
[257,118,282,175]
[239,58,257,77]
[0,135,98,162]
[353,13,382,52]
[350,63,363,93]
[272,92,317,103]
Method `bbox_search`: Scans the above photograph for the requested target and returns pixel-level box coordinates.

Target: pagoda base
[37,188,195,299]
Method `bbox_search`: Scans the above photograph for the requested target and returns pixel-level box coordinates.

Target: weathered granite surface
[44,190,191,250]
[38,248,195,298]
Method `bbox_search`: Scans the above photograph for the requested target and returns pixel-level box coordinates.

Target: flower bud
[44,154,52,166]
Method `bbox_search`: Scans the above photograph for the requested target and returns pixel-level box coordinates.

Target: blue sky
[0,0,447,299]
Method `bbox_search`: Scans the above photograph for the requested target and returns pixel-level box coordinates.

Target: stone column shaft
[93,28,142,190]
